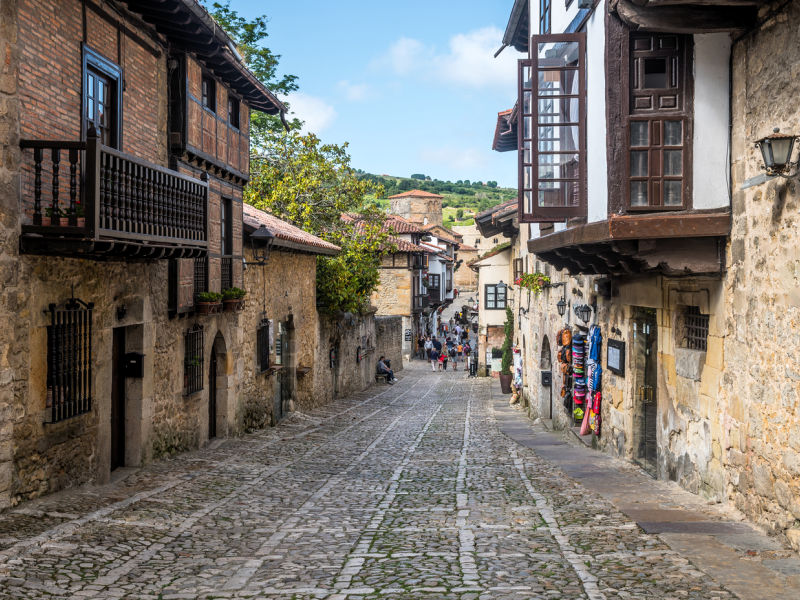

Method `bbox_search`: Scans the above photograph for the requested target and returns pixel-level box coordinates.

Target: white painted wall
[693,33,731,210]
[585,9,608,222]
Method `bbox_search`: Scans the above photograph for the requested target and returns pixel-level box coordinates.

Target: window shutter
[518,33,586,223]
[169,258,196,314]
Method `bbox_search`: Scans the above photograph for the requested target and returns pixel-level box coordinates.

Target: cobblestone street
[0,363,777,599]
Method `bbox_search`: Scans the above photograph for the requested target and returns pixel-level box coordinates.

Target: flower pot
[223,298,243,312]
[499,373,513,394]
[41,216,85,228]
[196,301,219,315]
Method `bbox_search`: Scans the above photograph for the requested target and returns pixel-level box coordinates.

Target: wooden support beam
[613,0,757,32]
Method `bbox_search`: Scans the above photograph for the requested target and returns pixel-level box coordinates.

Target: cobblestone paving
[0,364,735,599]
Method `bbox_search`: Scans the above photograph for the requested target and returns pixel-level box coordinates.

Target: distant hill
[356,171,516,228]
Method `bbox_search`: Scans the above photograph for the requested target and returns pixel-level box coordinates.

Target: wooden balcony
[413,293,429,311]
[19,129,208,259]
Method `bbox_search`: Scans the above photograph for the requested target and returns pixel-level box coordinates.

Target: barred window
[184,324,204,395]
[274,322,284,366]
[46,296,93,423]
[680,306,708,351]
[257,318,272,373]
[194,256,208,299]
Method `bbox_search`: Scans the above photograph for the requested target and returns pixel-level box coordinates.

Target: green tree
[203,1,300,147]
[456,208,464,220]
[246,132,391,313]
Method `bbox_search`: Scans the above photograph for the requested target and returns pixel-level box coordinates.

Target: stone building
[0,0,292,508]
[453,242,478,292]
[483,0,800,547]
[388,189,444,227]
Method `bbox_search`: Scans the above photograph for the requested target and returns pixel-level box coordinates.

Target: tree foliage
[246,132,390,314]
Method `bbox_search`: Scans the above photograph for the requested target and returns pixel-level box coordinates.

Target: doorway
[633,308,658,476]
[209,347,217,439]
[540,335,553,420]
[111,327,126,470]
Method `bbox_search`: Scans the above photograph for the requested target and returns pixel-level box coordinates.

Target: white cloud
[337,80,373,101]
[373,27,516,89]
[286,93,337,134]
[418,145,485,171]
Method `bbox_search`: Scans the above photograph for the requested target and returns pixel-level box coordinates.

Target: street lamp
[755,128,798,176]
[248,224,275,265]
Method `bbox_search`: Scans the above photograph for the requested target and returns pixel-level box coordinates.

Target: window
[513,258,524,282]
[46,296,93,423]
[627,34,690,210]
[427,274,441,289]
[485,284,507,310]
[274,322,284,366]
[679,306,709,351]
[257,318,272,372]
[540,0,551,34]
[519,33,586,222]
[202,75,216,112]
[184,324,204,395]
[228,96,240,129]
[83,46,121,148]
[193,256,208,299]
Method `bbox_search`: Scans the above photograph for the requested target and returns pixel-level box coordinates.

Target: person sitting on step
[377,356,396,384]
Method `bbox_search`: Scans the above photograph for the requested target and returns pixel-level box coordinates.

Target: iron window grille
[680,306,709,351]
[257,318,272,373]
[221,256,233,291]
[184,324,204,395]
[518,33,587,223]
[485,284,507,310]
[194,256,208,299]
[46,295,93,423]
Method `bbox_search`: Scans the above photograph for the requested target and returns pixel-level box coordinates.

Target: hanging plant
[515,272,551,294]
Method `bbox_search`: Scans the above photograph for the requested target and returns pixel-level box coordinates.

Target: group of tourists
[418,332,471,372]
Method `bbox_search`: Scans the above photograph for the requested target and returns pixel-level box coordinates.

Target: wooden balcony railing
[20,128,208,258]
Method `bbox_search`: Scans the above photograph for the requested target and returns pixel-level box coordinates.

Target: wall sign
[404,328,412,341]
[607,339,625,376]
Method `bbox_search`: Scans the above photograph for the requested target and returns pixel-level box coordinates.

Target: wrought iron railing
[46,296,93,423]
[194,256,208,299]
[184,324,204,395]
[20,128,208,252]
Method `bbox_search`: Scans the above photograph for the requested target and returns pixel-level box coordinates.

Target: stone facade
[453,246,478,292]
[389,190,443,227]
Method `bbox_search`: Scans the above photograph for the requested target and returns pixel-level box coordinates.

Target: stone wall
[454,248,478,291]
[724,1,800,544]
[389,195,442,227]
[375,316,403,373]
[0,0,20,509]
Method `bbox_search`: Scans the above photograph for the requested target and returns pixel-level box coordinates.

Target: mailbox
[124,352,145,378]
[541,370,552,387]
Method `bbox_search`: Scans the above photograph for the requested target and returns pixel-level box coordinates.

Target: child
[439,351,447,371]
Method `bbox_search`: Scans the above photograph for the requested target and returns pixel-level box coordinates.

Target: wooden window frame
[201,75,216,113]
[228,96,240,130]
[82,45,122,148]
[485,284,507,310]
[540,0,552,34]
[513,258,524,282]
[624,33,693,212]
[518,33,587,223]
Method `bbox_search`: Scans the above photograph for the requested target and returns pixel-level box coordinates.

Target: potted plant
[499,306,514,394]
[41,205,85,228]
[514,272,550,294]
[222,287,246,312]
[195,291,222,315]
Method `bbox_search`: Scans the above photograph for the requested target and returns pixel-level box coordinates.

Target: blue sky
[231,1,521,187]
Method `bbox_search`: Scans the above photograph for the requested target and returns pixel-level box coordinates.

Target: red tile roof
[458,243,479,251]
[421,242,454,261]
[388,236,432,253]
[387,189,444,199]
[243,204,340,256]
[385,214,425,234]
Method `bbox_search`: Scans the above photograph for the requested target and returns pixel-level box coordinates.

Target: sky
[230,0,522,187]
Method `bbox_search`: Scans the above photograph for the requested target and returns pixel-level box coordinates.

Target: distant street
[0,362,749,599]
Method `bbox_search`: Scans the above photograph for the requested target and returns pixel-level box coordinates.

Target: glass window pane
[538,153,580,179]
[523,116,532,139]
[631,122,649,147]
[538,97,579,124]
[522,141,532,166]
[664,121,682,146]
[538,181,579,208]
[630,181,648,206]
[537,41,580,69]
[630,151,648,177]
[524,166,533,188]
[524,91,533,115]
[664,180,682,206]
[643,58,668,88]
[538,126,578,152]
[664,150,682,175]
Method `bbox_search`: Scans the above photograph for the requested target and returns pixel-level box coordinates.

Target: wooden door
[111,328,125,470]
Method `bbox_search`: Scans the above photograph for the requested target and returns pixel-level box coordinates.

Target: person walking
[439,350,447,371]
[449,343,458,370]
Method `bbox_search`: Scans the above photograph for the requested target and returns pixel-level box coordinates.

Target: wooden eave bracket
[611,0,759,33]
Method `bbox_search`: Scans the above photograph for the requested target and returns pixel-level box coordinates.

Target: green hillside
[356,172,515,228]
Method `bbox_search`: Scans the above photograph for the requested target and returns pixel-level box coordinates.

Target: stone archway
[540,335,553,420]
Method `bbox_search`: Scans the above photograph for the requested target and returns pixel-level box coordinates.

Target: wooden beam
[608,211,731,239]
[613,0,757,32]
[631,0,764,6]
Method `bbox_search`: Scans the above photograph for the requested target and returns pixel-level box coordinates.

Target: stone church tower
[388,190,443,226]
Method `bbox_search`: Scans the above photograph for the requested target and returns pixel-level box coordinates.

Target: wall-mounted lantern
[556,296,567,317]
[755,128,798,176]
[248,225,275,265]
[574,303,592,324]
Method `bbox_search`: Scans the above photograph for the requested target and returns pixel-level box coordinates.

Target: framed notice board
[607,339,625,376]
